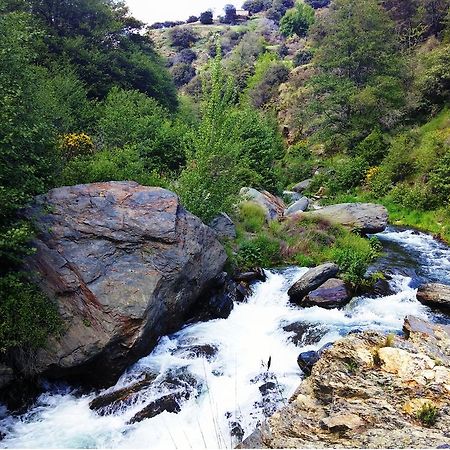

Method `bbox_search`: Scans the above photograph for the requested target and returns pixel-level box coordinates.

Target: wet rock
[128,393,184,424]
[302,278,351,309]
[288,263,339,303]
[284,197,309,216]
[234,269,267,283]
[243,317,450,449]
[0,364,14,390]
[19,182,227,387]
[230,421,245,441]
[369,277,395,297]
[171,344,218,360]
[297,343,333,376]
[305,203,388,234]
[283,322,328,346]
[209,213,236,240]
[417,283,450,312]
[292,179,313,193]
[240,187,286,221]
[90,373,157,415]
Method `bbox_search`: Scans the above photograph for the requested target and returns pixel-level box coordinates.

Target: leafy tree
[221,4,237,24]
[186,15,199,23]
[308,0,405,149]
[171,63,196,87]
[280,2,315,37]
[13,0,178,109]
[200,10,214,24]
[305,0,330,8]
[242,0,272,13]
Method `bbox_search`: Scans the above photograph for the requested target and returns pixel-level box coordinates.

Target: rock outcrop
[241,316,450,449]
[208,212,236,240]
[417,283,450,311]
[302,278,351,309]
[292,179,313,193]
[285,197,309,216]
[20,181,227,386]
[305,203,388,234]
[288,263,339,304]
[240,187,286,221]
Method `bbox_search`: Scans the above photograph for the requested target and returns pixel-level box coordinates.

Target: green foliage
[171,63,196,87]
[200,10,213,25]
[280,2,315,37]
[0,274,61,352]
[352,128,388,166]
[97,88,187,173]
[429,150,450,205]
[278,142,314,187]
[239,201,267,233]
[236,234,281,270]
[169,26,199,49]
[327,156,370,194]
[417,402,439,427]
[308,0,405,148]
[61,146,169,188]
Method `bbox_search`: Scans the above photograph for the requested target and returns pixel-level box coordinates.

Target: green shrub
[278,142,314,187]
[327,156,369,194]
[352,128,388,166]
[280,2,315,37]
[366,166,393,197]
[0,274,61,352]
[239,201,267,233]
[236,235,281,270]
[390,183,434,211]
[417,402,439,427]
[429,150,450,205]
[382,134,416,183]
[169,26,198,50]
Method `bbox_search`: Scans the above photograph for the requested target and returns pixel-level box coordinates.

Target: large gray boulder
[288,263,339,303]
[285,197,309,216]
[22,182,227,386]
[240,187,286,221]
[416,283,450,311]
[305,203,388,234]
[292,179,313,193]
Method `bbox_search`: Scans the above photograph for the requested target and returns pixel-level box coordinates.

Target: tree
[169,26,199,49]
[200,10,214,25]
[171,63,196,87]
[280,2,315,37]
[305,0,330,8]
[242,0,272,13]
[221,4,237,24]
[307,0,405,149]
[187,15,199,23]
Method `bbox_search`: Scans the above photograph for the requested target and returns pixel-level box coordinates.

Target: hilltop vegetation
[0,0,449,353]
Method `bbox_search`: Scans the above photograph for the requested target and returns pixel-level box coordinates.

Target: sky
[126,0,243,25]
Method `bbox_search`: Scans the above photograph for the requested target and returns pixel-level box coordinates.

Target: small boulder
[127,393,183,424]
[292,179,313,193]
[416,283,450,311]
[209,213,236,240]
[288,263,339,303]
[239,187,286,221]
[305,203,388,234]
[302,278,351,309]
[321,414,365,432]
[297,342,333,375]
[285,197,309,216]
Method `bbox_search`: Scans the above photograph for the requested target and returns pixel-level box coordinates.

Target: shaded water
[0,227,448,448]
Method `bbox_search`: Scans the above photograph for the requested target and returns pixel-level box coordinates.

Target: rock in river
[288,263,339,304]
[302,278,351,309]
[19,181,227,387]
[416,283,450,312]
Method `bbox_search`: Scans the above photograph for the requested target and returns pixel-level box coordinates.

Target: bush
[0,274,61,352]
[242,0,272,13]
[236,235,281,270]
[239,201,267,232]
[327,156,370,194]
[382,134,416,183]
[417,403,439,427]
[200,10,214,25]
[221,4,237,24]
[293,49,313,67]
[171,63,196,87]
[390,183,434,210]
[176,48,197,64]
[428,150,450,205]
[169,26,199,49]
[277,142,314,187]
[186,15,199,23]
[280,2,315,37]
[366,166,393,197]
[305,0,330,8]
[352,128,388,166]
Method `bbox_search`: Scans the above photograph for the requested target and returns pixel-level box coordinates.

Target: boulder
[416,283,450,311]
[284,197,309,216]
[20,181,227,387]
[244,318,450,449]
[288,263,339,303]
[302,278,351,309]
[297,342,333,376]
[239,187,286,221]
[292,179,313,193]
[208,212,236,240]
[305,203,388,234]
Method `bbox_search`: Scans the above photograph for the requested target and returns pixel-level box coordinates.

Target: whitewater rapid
[0,227,447,448]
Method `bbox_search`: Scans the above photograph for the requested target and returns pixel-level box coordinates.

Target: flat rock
[19,181,227,387]
[305,202,388,234]
[285,197,309,216]
[292,179,313,193]
[240,187,286,221]
[417,283,450,311]
[288,263,339,303]
[302,278,351,309]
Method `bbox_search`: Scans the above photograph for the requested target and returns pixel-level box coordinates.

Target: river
[1,226,449,448]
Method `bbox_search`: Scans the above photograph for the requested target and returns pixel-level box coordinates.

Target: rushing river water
[1,226,449,448]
